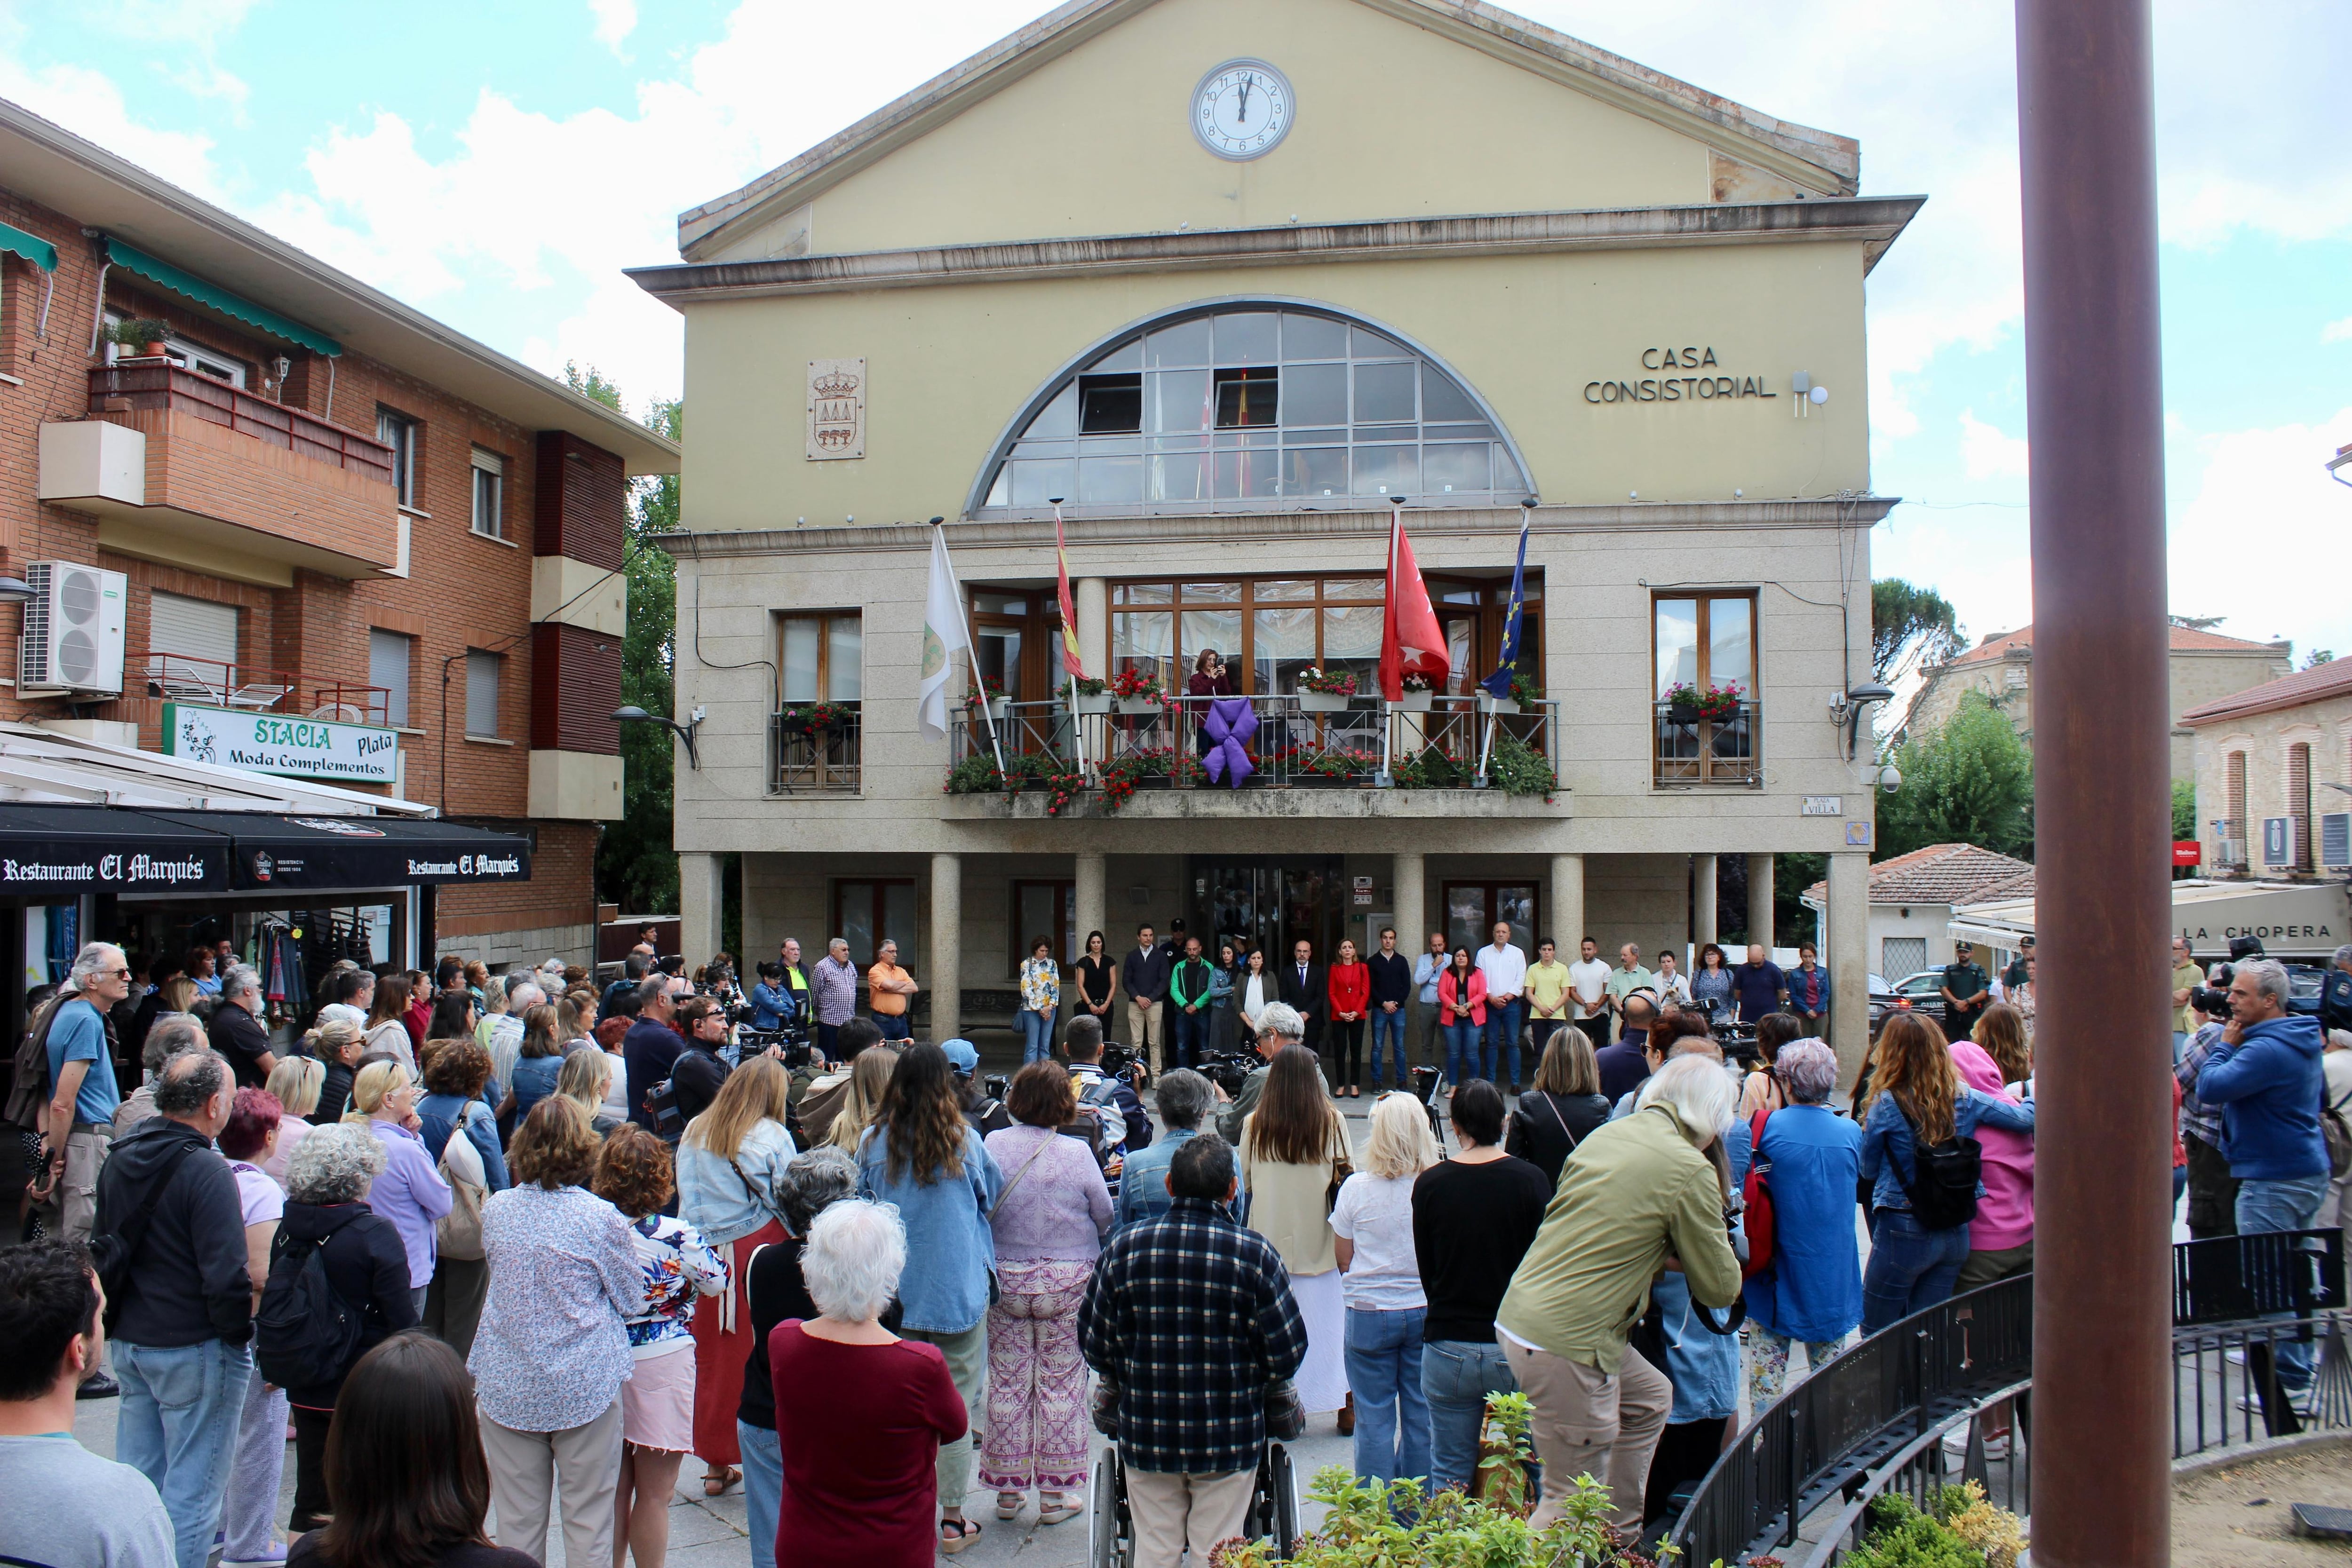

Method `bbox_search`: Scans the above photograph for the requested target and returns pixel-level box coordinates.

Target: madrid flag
[918,526,970,741]
[1378,507,1449,700]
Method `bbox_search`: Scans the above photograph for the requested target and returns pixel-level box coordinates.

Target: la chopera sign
[162,702,399,785]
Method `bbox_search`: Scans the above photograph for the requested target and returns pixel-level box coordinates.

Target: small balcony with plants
[1653,681,1759,787]
[771,700,860,793]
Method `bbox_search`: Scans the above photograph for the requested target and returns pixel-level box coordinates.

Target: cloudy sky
[7,0,2347,660]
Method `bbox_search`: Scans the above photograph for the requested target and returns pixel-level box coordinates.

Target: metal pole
[2017,2,2174,1563]
[934,521,1006,775]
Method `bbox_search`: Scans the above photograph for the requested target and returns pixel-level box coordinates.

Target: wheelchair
[1088,1441,1299,1568]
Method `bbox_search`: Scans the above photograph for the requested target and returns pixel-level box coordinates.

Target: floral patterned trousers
[1747,1327,1846,1410]
[977,1259,1096,1495]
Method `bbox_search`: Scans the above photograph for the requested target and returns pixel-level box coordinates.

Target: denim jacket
[857,1123,1002,1333]
[1858,1087,2035,1214]
[675,1118,797,1248]
[749,981,795,1030]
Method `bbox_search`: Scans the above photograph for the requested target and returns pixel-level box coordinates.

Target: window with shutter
[465,649,501,736]
[470,448,505,539]
[148,590,240,675]
[369,629,412,728]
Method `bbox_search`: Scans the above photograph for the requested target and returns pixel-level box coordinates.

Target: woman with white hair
[1331,1091,1439,1486]
[768,1198,968,1568]
[260,1054,324,1188]
[274,1122,419,1533]
[738,1146,886,1568]
[1740,1038,1863,1408]
[1494,1053,1742,1533]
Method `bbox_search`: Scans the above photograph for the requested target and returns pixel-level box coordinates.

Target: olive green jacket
[1495,1101,1742,1372]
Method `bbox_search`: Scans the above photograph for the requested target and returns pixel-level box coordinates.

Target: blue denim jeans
[1420,1338,1516,1494]
[115,1338,255,1568]
[1017,1008,1055,1065]
[1171,1007,1210,1069]
[1484,1000,1523,1086]
[1370,1007,1407,1086]
[875,1010,912,1041]
[1860,1209,1970,1335]
[1345,1307,1430,1486]
[739,1419,783,1568]
[2237,1172,2332,1393]
[1442,1022,1481,1085]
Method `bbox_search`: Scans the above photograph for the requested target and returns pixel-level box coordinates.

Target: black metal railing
[770,704,860,792]
[1670,1228,2347,1567]
[945,692,1560,795]
[1653,697,1759,785]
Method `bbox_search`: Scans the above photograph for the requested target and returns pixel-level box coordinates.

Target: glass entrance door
[1189,856,1346,965]
[1441,881,1539,958]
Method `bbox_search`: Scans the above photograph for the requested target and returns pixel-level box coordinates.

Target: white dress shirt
[1475,942,1527,999]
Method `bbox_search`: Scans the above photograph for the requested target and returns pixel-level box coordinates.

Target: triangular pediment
[680,0,1859,263]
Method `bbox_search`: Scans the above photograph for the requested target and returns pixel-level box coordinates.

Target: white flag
[918,527,969,741]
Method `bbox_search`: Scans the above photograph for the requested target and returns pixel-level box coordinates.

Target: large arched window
[969,301,1533,517]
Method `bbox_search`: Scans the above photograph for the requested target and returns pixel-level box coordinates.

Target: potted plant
[1390,672,1434,713]
[1289,747,1363,787]
[107,318,172,363]
[776,700,847,737]
[1479,671,1539,714]
[963,677,1009,723]
[1108,667,1165,714]
[1696,680,1744,722]
[1662,680,1705,722]
[1391,744,1464,789]
[1297,666,1357,713]
[941,754,1003,795]
[1067,673,1112,715]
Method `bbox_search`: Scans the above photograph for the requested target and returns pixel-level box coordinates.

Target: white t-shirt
[1328,1170,1427,1312]
[1568,958,1613,1013]
[1476,942,1527,998]
[0,1434,175,1568]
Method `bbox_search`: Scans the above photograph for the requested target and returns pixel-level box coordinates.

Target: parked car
[1867,973,1904,1039]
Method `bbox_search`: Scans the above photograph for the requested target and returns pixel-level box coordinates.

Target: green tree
[2172,777,2197,842]
[1871,578,1964,682]
[566,364,680,917]
[1875,693,2035,862]
[2303,648,2334,669]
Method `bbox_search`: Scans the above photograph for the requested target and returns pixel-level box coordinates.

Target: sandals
[996,1493,1024,1521]
[939,1518,983,1554]
[702,1467,740,1497]
[1038,1495,1082,1526]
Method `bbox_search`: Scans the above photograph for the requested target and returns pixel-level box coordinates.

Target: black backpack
[1894,1093,1982,1232]
[255,1231,364,1391]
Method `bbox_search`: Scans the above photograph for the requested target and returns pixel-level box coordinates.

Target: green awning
[105,238,340,357]
[0,221,57,272]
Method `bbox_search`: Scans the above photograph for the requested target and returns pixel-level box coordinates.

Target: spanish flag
[1054,503,1086,679]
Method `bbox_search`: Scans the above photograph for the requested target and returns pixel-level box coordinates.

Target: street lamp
[0,576,37,602]
[1834,681,1896,760]
[612,705,703,770]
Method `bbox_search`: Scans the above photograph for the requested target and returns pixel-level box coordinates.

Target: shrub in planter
[778,700,849,736]
[1489,733,1558,801]
[942,755,1004,795]
[1845,1484,2026,1568]
[1217,1459,1661,1568]
[106,318,172,357]
[1391,745,1465,789]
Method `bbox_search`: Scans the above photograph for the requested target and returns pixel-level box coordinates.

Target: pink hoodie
[1950,1041,2034,1250]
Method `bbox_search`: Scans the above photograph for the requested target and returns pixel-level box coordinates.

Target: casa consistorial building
[630,0,1920,1078]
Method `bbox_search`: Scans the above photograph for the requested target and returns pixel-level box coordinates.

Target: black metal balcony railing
[1670,1227,2347,1568]
[1653,697,1760,786]
[771,704,861,792]
[946,691,1560,796]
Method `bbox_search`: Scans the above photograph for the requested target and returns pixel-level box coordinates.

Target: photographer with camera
[2177,980,2241,1240]
[1065,1015,1149,1199]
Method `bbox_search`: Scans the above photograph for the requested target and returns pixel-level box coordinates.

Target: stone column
[1692,854,1718,954]
[1745,853,1776,953]
[1550,854,1585,952]
[1074,850,1106,952]
[679,852,723,971]
[1826,851,1870,1091]
[1391,852,1426,946]
[930,852,961,1045]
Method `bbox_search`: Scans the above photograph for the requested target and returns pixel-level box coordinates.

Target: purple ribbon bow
[1202,697,1257,787]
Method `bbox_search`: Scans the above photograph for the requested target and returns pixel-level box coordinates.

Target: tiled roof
[1941,623,2285,668]
[1801,843,2035,909]
[2178,657,2352,727]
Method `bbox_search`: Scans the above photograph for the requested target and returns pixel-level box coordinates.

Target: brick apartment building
[0,97,676,977]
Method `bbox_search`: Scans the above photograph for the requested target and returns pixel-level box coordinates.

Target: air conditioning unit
[2216,838,2247,869]
[18,561,127,697]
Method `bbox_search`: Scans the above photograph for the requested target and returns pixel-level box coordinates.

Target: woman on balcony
[1185,649,1232,758]
[1327,939,1372,1098]
[1438,949,1487,1088]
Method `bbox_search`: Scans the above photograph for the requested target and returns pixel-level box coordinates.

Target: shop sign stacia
[163,703,399,784]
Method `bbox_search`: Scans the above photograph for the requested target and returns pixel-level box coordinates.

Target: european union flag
[1481,515,1530,699]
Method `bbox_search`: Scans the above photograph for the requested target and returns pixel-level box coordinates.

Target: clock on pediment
[1192,59,1294,161]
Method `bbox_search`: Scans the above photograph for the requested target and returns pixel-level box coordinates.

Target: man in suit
[1277,937,1327,1060]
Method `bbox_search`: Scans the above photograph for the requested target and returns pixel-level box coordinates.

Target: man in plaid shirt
[1079,1134,1306,1568]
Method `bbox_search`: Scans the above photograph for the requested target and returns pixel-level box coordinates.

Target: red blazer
[1327,961,1371,1022]
[1438,967,1488,1027]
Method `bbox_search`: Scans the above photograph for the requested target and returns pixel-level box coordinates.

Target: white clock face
[1192,60,1294,161]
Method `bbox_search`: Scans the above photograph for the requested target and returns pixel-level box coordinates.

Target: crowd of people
[5,924,2347,1568]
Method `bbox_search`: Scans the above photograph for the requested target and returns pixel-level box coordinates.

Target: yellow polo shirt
[1526,959,1573,1019]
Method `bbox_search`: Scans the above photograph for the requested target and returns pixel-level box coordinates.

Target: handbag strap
[995,1133,1057,1208]
[1537,1092,1578,1150]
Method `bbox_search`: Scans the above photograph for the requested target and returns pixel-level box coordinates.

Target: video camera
[736,1024,816,1069]
[1195,1050,1257,1097]
[2190,985,2233,1020]
[983,1073,1010,1102]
